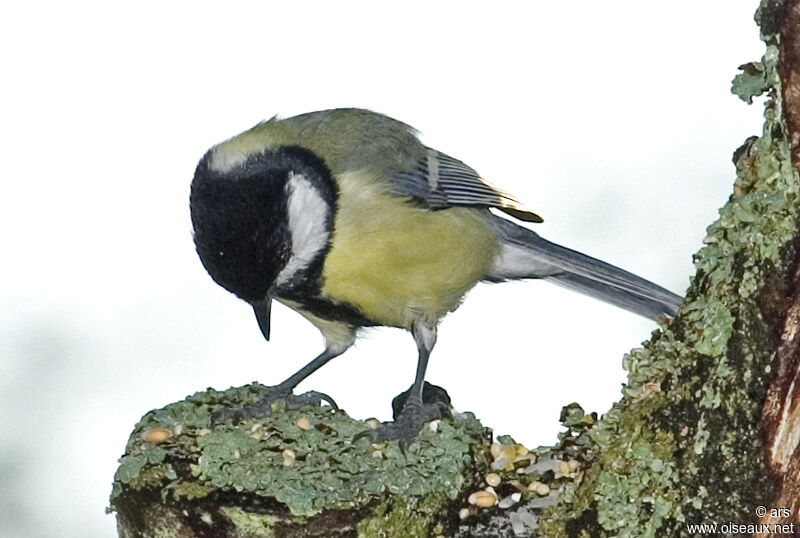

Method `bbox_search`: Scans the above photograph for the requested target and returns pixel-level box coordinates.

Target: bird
[189,107,682,447]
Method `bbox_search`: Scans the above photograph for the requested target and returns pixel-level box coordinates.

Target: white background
[1,2,766,536]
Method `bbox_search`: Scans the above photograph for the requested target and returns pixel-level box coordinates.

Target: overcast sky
[1,2,766,537]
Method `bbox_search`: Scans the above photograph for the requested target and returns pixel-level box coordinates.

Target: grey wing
[392,148,543,223]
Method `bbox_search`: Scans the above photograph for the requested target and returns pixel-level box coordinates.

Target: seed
[143,428,171,444]
[528,481,550,496]
[468,490,497,507]
[296,417,311,430]
[485,473,501,487]
[501,446,516,461]
[459,508,470,520]
[555,460,571,478]
[282,449,296,466]
[642,382,661,395]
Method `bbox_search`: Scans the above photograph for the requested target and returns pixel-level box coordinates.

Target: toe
[210,386,338,428]
[288,390,338,410]
[356,398,429,447]
[392,382,451,421]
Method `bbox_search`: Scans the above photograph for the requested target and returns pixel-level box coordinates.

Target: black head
[190,145,336,303]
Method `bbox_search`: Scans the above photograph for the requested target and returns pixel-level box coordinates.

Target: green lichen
[732,60,769,104]
[357,494,448,537]
[191,399,484,517]
[539,2,798,535]
[220,507,279,537]
[110,384,491,536]
[172,481,212,501]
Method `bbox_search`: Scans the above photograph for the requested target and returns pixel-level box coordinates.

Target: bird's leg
[211,346,345,427]
[360,322,448,450]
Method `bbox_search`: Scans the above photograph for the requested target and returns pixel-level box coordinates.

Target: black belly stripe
[277,289,377,328]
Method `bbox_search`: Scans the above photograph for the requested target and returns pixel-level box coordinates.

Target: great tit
[190,108,681,446]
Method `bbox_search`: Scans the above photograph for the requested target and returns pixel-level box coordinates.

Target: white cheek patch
[275,172,331,286]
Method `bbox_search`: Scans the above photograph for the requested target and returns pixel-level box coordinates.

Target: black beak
[252,298,272,341]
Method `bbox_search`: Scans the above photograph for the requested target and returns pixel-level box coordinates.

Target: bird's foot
[358,383,451,451]
[391,381,451,421]
[210,386,337,428]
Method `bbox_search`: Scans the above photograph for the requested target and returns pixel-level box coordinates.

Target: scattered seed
[282,449,296,466]
[296,417,311,430]
[485,473,501,487]
[528,481,550,496]
[468,489,497,507]
[642,382,661,395]
[366,419,380,430]
[144,428,171,444]
[555,460,574,478]
[459,508,470,520]
[513,457,532,469]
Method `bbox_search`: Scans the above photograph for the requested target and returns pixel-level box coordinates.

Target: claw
[290,390,338,410]
[210,386,337,428]
[356,389,450,449]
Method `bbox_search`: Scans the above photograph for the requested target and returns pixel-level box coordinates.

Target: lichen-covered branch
[110,385,497,537]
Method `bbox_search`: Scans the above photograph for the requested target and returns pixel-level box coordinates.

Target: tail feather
[488,216,682,320]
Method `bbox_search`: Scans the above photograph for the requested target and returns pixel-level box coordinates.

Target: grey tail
[488,217,682,321]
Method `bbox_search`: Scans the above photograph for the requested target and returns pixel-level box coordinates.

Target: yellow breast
[320,170,499,329]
